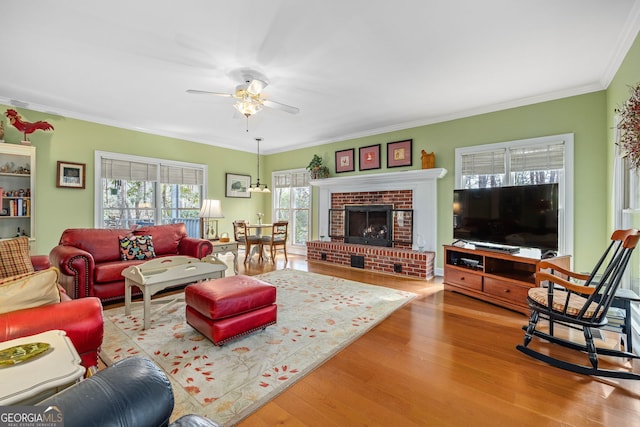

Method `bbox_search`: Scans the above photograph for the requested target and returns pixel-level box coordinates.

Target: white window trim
[94,150,208,228]
[272,167,311,255]
[454,133,574,257]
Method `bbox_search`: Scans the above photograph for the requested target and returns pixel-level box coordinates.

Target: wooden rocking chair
[516,229,640,379]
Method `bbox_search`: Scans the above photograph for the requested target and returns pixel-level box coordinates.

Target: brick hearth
[307,241,435,279]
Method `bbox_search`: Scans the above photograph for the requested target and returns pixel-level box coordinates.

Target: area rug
[100,269,416,426]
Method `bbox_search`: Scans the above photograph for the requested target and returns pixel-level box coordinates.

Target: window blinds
[160,165,204,185]
[510,143,564,172]
[101,158,204,184]
[461,149,506,175]
[274,171,309,188]
[101,158,158,181]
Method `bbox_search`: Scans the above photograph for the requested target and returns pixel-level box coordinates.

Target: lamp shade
[198,199,224,218]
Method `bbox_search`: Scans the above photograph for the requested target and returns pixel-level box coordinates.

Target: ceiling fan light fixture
[234,99,262,117]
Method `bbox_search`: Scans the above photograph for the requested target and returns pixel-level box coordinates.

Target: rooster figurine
[5,109,54,142]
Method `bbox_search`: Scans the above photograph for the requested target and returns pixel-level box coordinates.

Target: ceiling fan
[187,74,300,117]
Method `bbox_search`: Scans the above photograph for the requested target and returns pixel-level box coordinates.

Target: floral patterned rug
[100,269,416,426]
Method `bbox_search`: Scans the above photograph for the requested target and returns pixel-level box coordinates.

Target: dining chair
[261,221,288,264]
[232,220,261,264]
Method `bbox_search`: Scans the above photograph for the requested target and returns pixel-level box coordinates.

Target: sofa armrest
[39,356,174,427]
[30,255,51,271]
[0,297,104,370]
[178,237,213,259]
[49,244,96,299]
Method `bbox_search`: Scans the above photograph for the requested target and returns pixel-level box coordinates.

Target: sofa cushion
[135,223,187,255]
[94,259,145,284]
[0,237,35,279]
[119,234,156,261]
[0,267,61,314]
[59,228,129,263]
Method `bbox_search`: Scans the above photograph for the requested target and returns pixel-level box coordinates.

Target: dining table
[246,223,272,261]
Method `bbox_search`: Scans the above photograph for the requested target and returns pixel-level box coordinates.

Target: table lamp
[199,199,224,240]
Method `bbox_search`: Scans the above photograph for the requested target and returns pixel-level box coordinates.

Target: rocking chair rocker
[516,229,640,379]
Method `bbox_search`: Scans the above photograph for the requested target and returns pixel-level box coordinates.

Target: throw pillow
[0,267,61,314]
[0,236,35,279]
[119,234,156,261]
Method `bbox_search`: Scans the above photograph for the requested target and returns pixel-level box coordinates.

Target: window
[614,127,640,340]
[95,152,206,237]
[272,168,311,253]
[455,134,574,256]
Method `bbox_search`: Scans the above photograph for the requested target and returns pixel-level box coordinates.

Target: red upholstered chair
[0,255,104,373]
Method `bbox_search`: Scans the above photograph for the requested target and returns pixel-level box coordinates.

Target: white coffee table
[122,256,227,329]
[0,330,85,405]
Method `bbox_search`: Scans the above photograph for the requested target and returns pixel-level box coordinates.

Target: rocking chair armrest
[536,272,596,296]
[537,261,590,282]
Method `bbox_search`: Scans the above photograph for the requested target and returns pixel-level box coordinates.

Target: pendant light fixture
[248,137,270,193]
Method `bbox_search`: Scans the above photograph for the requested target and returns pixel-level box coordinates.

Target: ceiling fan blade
[263,99,300,115]
[246,79,267,96]
[186,89,234,97]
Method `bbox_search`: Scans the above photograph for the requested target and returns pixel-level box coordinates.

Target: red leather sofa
[49,223,213,303]
[0,255,104,372]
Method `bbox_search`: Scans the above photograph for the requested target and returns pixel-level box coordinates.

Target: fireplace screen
[345,205,392,247]
[329,206,413,247]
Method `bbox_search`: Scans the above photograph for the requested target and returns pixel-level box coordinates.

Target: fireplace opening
[345,204,393,247]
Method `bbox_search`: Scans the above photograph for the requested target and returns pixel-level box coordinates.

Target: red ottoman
[185,275,277,346]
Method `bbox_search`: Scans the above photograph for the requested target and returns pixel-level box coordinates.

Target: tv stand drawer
[484,277,530,304]
[445,269,482,291]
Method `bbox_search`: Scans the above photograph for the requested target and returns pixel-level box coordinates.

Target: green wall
[7,28,640,274]
[0,106,269,255]
[267,91,608,273]
[607,31,640,229]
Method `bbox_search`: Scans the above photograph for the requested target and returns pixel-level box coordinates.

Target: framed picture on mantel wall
[387,139,413,168]
[335,148,355,173]
[359,144,381,171]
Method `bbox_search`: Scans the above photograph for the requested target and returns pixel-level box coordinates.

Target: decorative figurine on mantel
[5,109,54,145]
[421,150,435,169]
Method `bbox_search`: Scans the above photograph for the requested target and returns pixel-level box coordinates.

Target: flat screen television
[453,183,559,252]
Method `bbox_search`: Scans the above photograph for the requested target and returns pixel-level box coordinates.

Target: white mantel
[310,168,447,252]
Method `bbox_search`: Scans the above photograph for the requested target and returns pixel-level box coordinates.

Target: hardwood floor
[231,253,640,427]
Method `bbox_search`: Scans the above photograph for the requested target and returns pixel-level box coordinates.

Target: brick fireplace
[308,168,447,279]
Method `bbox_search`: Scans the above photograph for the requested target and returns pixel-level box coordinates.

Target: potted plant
[307,154,330,179]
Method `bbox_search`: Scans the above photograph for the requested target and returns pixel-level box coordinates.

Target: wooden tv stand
[443,245,570,315]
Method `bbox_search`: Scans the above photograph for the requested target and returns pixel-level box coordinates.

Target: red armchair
[0,256,104,372]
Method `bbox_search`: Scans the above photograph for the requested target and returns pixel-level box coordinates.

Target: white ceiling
[2,1,640,154]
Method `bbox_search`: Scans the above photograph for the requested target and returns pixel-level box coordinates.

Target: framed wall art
[335,148,355,173]
[359,144,381,171]
[387,139,413,168]
[225,173,251,198]
[56,161,86,189]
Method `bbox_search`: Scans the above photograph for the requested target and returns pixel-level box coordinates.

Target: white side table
[209,241,238,274]
[0,330,84,405]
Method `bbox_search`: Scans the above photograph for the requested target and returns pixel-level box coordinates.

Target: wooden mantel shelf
[310,168,447,189]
